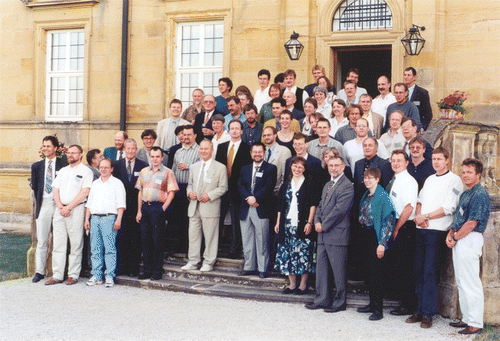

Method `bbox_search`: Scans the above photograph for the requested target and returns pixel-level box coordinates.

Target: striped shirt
[172,143,200,184]
[135,164,179,203]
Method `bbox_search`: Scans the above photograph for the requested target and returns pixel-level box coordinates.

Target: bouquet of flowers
[437,91,468,114]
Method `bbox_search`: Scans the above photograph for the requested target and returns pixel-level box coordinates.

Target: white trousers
[35,198,56,275]
[51,204,85,281]
[452,231,484,328]
[187,207,219,266]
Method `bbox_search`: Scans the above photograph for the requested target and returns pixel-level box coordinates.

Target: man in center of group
[238,142,277,278]
[308,117,346,162]
[306,156,354,313]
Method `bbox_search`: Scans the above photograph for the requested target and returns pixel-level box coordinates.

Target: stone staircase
[116,254,399,308]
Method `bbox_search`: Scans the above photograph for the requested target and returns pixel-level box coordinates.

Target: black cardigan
[277,177,320,244]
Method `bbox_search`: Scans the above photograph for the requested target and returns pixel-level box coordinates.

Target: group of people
[30,65,490,335]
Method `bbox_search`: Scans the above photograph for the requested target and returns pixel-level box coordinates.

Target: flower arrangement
[38,134,67,159]
[437,91,468,120]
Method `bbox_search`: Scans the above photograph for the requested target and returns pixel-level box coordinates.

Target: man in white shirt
[84,158,126,287]
[386,149,419,316]
[45,145,93,285]
[337,68,367,104]
[372,75,396,125]
[254,69,271,112]
[156,99,190,153]
[405,147,463,328]
[379,110,405,154]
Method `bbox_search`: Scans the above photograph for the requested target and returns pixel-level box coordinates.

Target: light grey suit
[186,159,228,266]
[136,147,151,166]
[266,144,291,192]
[313,174,354,310]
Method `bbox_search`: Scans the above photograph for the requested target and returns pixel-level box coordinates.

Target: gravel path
[1,278,473,341]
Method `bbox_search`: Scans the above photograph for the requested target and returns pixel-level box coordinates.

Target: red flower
[443,94,459,106]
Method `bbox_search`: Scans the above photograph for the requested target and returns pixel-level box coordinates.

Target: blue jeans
[90,215,118,279]
[414,228,447,318]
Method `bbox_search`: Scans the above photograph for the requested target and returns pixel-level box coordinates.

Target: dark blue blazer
[238,161,277,220]
[215,141,252,187]
[113,158,148,214]
[31,158,68,218]
[291,108,305,121]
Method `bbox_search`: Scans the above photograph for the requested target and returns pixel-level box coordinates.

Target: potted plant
[437,91,468,121]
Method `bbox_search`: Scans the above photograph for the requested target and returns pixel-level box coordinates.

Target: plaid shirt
[135,164,179,202]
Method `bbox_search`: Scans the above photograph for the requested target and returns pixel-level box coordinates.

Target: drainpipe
[119,0,129,131]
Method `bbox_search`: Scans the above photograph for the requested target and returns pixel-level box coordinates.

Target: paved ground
[1,278,474,341]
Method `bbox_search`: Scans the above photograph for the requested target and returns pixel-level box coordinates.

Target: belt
[93,213,117,217]
[143,201,161,205]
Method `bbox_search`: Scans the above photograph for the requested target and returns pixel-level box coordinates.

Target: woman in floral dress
[275,157,319,295]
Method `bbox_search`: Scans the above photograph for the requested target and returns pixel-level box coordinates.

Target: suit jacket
[353,155,393,210]
[366,110,385,139]
[187,160,228,218]
[31,158,68,219]
[215,141,252,187]
[113,158,148,215]
[194,110,222,143]
[314,174,354,246]
[266,144,292,192]
[283,154,322,189]
[103,147,122,162]
[238,161,277,220]
[156,117,190,151]
[410,85,433,130]
[166,143,182,169]
[291,108,305,121]
[136,147,150,166]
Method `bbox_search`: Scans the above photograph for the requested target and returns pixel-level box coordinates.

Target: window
[176,22,224,107]
[45,30,84,121]
[332,0,392,31]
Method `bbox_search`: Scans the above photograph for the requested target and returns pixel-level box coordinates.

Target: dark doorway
[333,46,391,98]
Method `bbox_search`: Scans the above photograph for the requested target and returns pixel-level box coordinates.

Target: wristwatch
[452,234,458,242]
[425,214,430,220]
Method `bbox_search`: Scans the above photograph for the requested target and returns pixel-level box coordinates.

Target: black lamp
[284,31,304,61]
[401,25,426,56]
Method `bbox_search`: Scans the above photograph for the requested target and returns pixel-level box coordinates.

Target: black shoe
[324,305,346,313]
[138,273,150,280]
[32,273,44,283]
[357,305,374,313]
[390,306,412,316]
[369,311,383,321]
[294,288,308,295]
[150,273,162,280]
[281,287,296,294]
[239,270,255,276]
[305,303,325,310]
[258,272,268,279]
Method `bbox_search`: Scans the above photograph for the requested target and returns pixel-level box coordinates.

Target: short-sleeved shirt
[450,183,491,234]
[52,162,93,205]
[172,143,200,184]
[388,169,418,220]
[86,176,126,215]
[136,164,179,203]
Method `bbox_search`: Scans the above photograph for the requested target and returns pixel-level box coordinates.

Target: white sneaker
[199,264,213,272]
[105,277,114,288]
[86,276,103,286]
[181,263,198,271]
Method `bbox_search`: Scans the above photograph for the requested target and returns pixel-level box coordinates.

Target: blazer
[194,110,222,143]
[277,177,320,244]
[366,110,385,139]
[103,147,120,162]
[266,144,292,192]
[283,154,322,189]
[238,161,277,220]
[353,155,393,210]
[215,141,252,187]
[409,85,433,131]
[314,174,354,246]
[187,160,228,218]
[291,108,305,121]
[166,143,182,169]
[156,117,190,151]
[113,158,149,214]
[31,158,68,218]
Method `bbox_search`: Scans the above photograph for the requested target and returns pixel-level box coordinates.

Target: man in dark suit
[306,155,354,313]
[350,137,393,280]
[113,138,148,276]
[238,142,277,278]
[404,67,433,131]
[103,131,128,162]
[30,135,68,283]
[215,119,252,258]
[194,94,221,143]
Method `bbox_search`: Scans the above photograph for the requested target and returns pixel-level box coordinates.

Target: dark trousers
[414,228,447,318]
[140,202,166,276]
[81,228,92,275]
[389,220,417,310]
[168,184,189,253]
[219,186,242,256]
[362,227,385,312]
[116,210,141,275]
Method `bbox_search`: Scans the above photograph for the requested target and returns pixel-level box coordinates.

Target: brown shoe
[449,320,468,328]
[405,313,423,323]
[45,278,63,286]
[458,326,483,335]
[420,316,432,328]
[66,277,78,285]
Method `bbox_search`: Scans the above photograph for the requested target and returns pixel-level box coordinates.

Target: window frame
[332,0,393,32]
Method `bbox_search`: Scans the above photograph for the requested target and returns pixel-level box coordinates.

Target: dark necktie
[265,148,271,162]
[127,160,132,181]
[386,176,396,194]
[251,166,260,193]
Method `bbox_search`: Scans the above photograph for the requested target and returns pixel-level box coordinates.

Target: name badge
[459,207,464,216]
[256,172,263,178]
[205,178,212,184]
[391,191,397,198]
[76,175,82,181]
[155,179,162,185]
[394,142,402,148]
[413,101,421,106]
[452,187,460,196]
[134,172,140,176]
